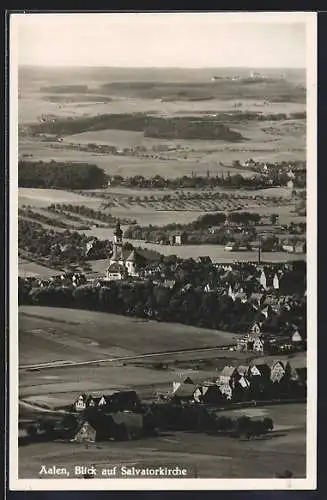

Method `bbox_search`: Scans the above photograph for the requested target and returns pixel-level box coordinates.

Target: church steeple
[112,221,123,259]
[114,221,123,243]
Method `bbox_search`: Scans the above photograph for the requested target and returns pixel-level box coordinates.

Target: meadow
[19,306,241,364]
[19,305,243,409]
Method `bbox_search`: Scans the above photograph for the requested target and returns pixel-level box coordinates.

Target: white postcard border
[9,11,317,491]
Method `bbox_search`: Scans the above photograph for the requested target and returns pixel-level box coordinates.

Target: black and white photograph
[9,11,317,490]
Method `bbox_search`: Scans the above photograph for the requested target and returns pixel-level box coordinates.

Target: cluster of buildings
[73,390,141,413]
[236,322,305,354]
[169,358,306,405]
[106,223,161,280]
[70,356,306,417]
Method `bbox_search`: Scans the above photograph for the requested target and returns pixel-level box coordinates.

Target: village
[20,352,305,450]
[19,223,307,453]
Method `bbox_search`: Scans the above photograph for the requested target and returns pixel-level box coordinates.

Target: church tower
[112,221,123,259]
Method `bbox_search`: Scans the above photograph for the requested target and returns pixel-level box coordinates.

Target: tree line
[18,276,306,335]
[47,204,135,226]
[108,171,305,190]
[19,160,107,189]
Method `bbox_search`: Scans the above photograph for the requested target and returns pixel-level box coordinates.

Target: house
[224,241,237,252]
[249,293,263,310]
[106,390,141,412]
[290,366,307,386]
[74,394,87,412]
[248,363,271,397]
[74,390,141,413]
[270,360,287,383]
[259,271,267,290]
[235,291,248,303]
[200,384,224,405]
[250,322,262,336]
[169,231,187,246]
[109,411,145,440]
[171,383,198,403]
[71,421,96,443]
[237,365,251,379]
[219,384,233,400]
[249,363,271,379]
[273,274,280,290]
[253,336,264,353]
[292,330,303,343]
[74,393,104,411]
[162,279,176,289]
[183,376,194,384]
[218,366,239,388]
[294,241,306,254]
[282,243,295,253]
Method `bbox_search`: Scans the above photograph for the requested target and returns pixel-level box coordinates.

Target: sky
[12,12,311,68]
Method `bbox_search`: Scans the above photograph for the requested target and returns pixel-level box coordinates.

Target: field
[19,187,105,208]
[19,306,241,363]
[18,258,62,278]
[19,305,243,409]
[19,306,305,405]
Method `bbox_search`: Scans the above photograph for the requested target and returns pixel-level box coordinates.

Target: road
[20,344,236,372]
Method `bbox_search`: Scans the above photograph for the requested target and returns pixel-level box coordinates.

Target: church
[106,222,160,280]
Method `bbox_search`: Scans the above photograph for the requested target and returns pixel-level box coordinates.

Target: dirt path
[20,344,235,372]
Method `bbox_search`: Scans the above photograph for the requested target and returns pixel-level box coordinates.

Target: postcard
[9,11,317,490]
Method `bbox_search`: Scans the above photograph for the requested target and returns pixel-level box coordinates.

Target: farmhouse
[71,421,96,443]
[171,382,199,403]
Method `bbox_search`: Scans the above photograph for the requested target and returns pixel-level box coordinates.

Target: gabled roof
[251,363,271,377]
[183,376,194,384]
[172,383,197,398]
[71,420,97,442]
[237,365,250,376]
[126,250,139,262]
[270,359,287,370]
[197,256,212,264]
[220,366,236,378]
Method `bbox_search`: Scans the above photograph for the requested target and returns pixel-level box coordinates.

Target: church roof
[107,263,126,274]
[126,250,140,262]
[112,247,161,264]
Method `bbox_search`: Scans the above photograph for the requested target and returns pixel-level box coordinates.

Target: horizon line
[19,64,306,70]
